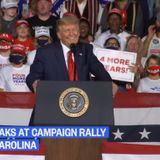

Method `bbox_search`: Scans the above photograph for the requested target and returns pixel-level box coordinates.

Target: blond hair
[56,16,80,32]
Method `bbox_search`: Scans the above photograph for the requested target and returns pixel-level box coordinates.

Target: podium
[34,81,114,125]
[34,81,114,160]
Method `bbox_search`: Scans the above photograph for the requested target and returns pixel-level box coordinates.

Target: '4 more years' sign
[94,47,137,82]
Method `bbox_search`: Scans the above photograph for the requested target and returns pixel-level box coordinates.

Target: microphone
[70,43,77,81]
[70,43,77,54]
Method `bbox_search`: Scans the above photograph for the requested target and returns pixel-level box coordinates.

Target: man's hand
[112,82,118,98]
[32,80,39,93]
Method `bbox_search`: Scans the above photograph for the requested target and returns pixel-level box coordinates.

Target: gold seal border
[59,87,89,118]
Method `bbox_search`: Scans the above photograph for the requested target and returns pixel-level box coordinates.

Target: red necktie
[67,51,78,81]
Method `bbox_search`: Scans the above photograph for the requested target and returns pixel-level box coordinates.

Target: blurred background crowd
[0,0,160,93]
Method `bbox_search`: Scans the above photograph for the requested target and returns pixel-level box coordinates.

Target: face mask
[147,66,160,75]
[0,42,11,52]
[106,46,119,50]
[9,54,25,65]
[37,39,49,47]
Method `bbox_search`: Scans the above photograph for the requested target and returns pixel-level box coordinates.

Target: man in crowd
[99,0,155,38]
[26,15,112,92]
[26,0,58,42]
[94,8,130,50]
[61,0,100,35]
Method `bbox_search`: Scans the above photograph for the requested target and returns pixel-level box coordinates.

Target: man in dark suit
[26,15,112,92]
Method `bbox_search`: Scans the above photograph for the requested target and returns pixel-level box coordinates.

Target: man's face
[37,0,52,16]
[57,24,80,47]
[80,21,89,38]
[3,7,17,18]
[108,14,121,32]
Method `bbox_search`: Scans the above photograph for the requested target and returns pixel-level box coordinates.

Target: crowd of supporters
[0,0,160,93]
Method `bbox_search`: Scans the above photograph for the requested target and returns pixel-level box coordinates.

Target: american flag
[0,143,45,160]
[102,91,160,160]
[102,142,160,160]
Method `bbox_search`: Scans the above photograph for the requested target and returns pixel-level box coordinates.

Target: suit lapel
[74,43,85,80]
[54,41,69,80]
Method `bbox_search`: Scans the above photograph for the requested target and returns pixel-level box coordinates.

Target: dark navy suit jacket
[26,41,111,91]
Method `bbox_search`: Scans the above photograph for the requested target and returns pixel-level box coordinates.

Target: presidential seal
[59,87,89,117]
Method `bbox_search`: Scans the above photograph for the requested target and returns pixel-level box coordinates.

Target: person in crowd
[104,34,121,50]
[137,54,160,93]
[14,19,35,54]
[141,16,160,57]
[27,26,52,65]
[94,8,130,50]
[99,0,155,38]
[103,34,129,91]
[26,15,114,93]
[0,44,30,92]
[61,0,100,35]
[126,34,143,65]
[0,32,14,69]
[0,0,18,37]
[26,0,58,42]
[125,34,143,89]
[79,17,93,43]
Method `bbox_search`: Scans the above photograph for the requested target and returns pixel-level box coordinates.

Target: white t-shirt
[0,65,30,92]
[0,54,10,69]
[137,77,160,93]
[94,30,130,50]
[27,49,36,66]
[142,34,160,56]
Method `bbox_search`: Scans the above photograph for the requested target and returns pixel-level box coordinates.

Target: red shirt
[14,38,35,54]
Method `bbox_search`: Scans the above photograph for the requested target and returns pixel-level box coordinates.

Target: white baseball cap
[1,0,18,9]
[35,26,50,38]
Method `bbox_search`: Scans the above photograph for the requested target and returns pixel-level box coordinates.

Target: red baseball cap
[16,20,29,28]
[63,12,77,17]
[0,33,14,43]
[108,8,122,18]
[11,44,26,56]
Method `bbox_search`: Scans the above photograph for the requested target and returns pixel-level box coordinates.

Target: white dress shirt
[61,42,71,69]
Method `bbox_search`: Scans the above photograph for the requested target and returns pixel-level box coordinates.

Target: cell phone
[22,3,29,14]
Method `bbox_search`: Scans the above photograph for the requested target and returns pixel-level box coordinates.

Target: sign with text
[94,48,137,82]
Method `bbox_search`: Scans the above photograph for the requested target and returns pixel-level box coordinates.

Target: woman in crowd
[104,34,121,50]
[125,34,143,89]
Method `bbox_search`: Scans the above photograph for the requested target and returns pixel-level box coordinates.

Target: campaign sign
[94,47,137,82]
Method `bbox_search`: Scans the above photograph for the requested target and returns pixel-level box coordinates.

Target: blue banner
[18,0,28,18]
[0,139,39,150]
[52,0,64,16]
[99,0,114,5]
[0,126,109,138]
